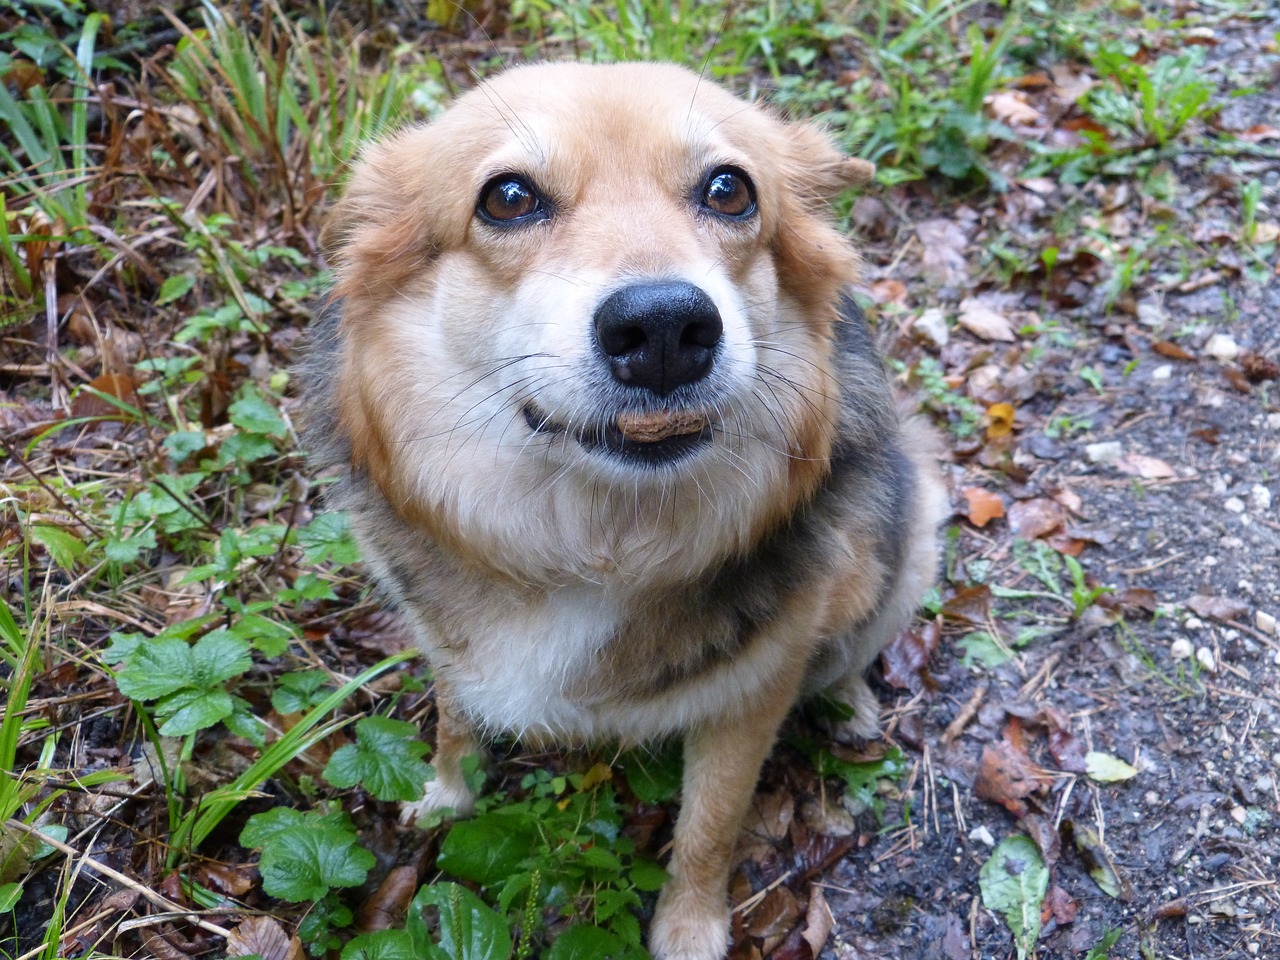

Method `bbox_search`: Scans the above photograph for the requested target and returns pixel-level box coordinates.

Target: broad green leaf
[323,716,432,802]
[299,512,362,565]
[31,524,85,571]
[189,629,252,687]
[958,630,1012,669]
[156,686,234,736]
[342,930,414,960]
[407,883,511,960]
[438,813,537,885]
[1084,751,1138,783]
[253,815,375,902]
[114,637,195,700]
[0,883,22,912]
[628,857,669,892]
[272,669,331,715]
[228,391,288,438]
[545,924,646,960]
[979,835,1048,960]
[619,744,683,805]
[156,273,195,305]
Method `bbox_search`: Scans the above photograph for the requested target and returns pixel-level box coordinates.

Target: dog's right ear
[322,128,469,301]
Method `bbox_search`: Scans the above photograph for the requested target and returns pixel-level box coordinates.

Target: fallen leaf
[958,297,1016,342]
[745,886,801,942]
[1238,124,1280,142]
[355,864,420,931]
[801,885,834,958]
[225,917,303,960]
[942,584,992,624]
[1084,751,1138,783]
[986,403,1016,441]
[1114,454,1175,479]
[1152,340,1195,361]
[1007,498,1066,540]
[1241,352,1279,383]
[1062,821,1134,901]
[70,372,141,420]
[1186,595,1248,623]
[871,278,908,305]
[975,737,1053,816]
[1043,884,1078,927]
[962,487,1006,527]
[881,620,941,689]
[979,835,1049,958]
[986,90,1043,126]
[917,218,970,287]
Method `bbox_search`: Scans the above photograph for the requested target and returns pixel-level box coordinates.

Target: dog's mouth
[522,403,713,466]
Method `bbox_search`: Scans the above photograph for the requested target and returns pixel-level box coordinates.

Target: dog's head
[323,62,872,579]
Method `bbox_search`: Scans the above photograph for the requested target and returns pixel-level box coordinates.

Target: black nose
[593,281,723,396]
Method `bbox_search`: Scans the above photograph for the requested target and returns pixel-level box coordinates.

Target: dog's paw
[399,775,477,826]
[648,884,729,960]
[825,673,881,743]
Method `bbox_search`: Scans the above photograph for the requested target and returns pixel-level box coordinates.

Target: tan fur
[306,62,945,960]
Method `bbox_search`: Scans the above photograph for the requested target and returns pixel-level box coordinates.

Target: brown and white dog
[302,62,945,960]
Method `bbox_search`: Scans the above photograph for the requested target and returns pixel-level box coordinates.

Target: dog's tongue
[615,410,708,443]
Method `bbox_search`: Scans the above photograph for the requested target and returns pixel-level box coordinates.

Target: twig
[941,682,988,745]
[2,819,232,939]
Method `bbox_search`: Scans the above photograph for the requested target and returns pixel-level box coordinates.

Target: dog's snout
[594,281,723,395]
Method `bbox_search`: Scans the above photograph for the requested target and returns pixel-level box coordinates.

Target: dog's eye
[701,168,756,218]
[478,176,545,224]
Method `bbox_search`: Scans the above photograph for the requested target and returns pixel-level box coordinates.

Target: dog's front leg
[648,683,798,960]
[400,679,483,823]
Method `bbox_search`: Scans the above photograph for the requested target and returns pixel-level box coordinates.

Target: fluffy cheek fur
[335,243,840,583]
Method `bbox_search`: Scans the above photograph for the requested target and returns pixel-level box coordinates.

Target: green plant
[897,357,984,438]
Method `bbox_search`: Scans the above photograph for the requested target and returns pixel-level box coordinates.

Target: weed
[897,356,984,438]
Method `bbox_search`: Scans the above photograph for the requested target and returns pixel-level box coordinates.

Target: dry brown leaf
[942,584,992,624]
[1152,339,1195,361]
[917,218,969,287]
[985,90,1043,126]
[1007,498,1066,539]
[745,886,802,942]
[958,297,1016,342]
[355,865,420,931]
[801,886,835,958]
[962,487,1005,527]
[975,736,1053,817]
[70,372,141,420]
[870,278,908,306]
[1114,454,1175,479]
[1239,124,1280,142]
[225,917,303,960]
[881,620,940,689]
[1241,352,1280,383]
[1186,595,1249,623]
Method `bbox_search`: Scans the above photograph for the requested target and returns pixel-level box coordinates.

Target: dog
[301,61,945,960]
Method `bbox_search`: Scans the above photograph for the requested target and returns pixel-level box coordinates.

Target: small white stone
[1267,413,1280,430]
[1184,617,1204,630]
[1257,610,1277,636]
[912,308,950,349]
[1196,646,1217,672]
[1151,364,1173,381]
[1144,791,1161,805]
[1256,774,1274,793]
[1086,441,1123,463]
[1204,333,1239,361]
[1225,497,1246,513]
[1249,485,1272,512]
[1230,805,1248,825]
[1171,638,1194,659]
[969,825,996,847]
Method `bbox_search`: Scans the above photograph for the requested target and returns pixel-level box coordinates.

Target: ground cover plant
[1,0,1277,958]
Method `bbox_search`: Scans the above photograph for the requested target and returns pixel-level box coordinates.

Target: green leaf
[272,669,331,715]
[0,882,22,912]
[155,686,234,735]
[628,857,669,892]
[438,812,538,885]
[104,527,156,565]
[189,629,252,687]
[30,524,85,571]
[814,746,907,821]
[114,637,195,700]
[407,883,512,960]
[619,743,683,804]
[156,273,195,305]
[299,512,362,565]
[228,390,288,438]
[979,835,1048,960]
[162,430,208,463]
[228,612,295,657]
[958,630,1012,669]
[1084,751,1138,783]
[545,925,646,960]
[246,809,376,902]
[323,716,432,802]
[342,930,415,960]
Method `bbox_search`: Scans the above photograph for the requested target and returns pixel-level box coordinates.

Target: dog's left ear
[783,122,875,203]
